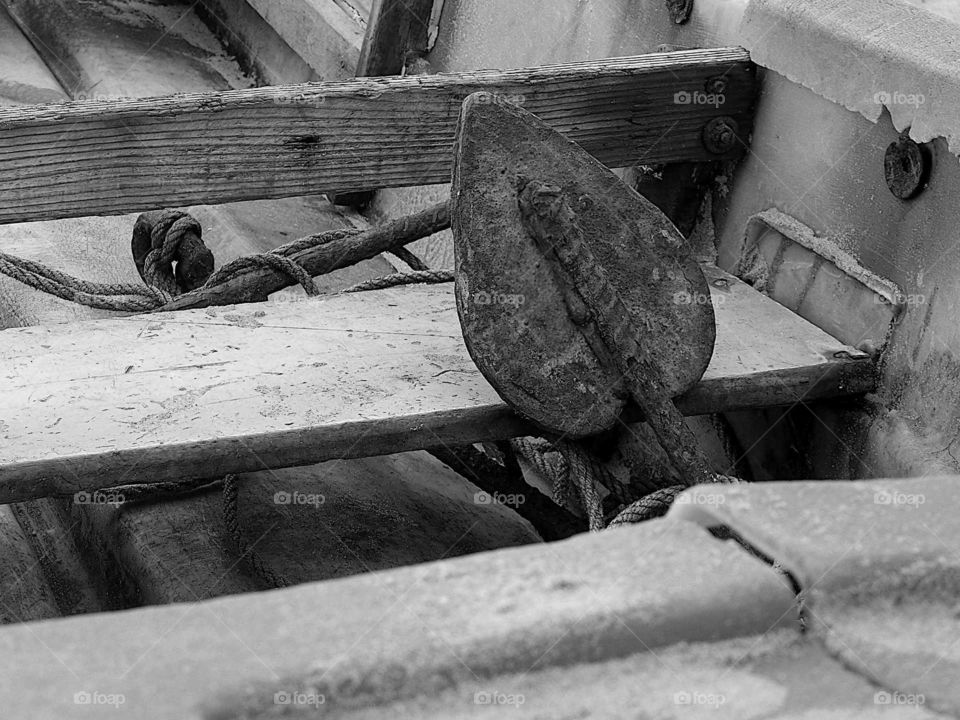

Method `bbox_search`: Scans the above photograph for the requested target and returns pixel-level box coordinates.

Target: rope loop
[208,253,320,297]
[608,485,686,527]
[141,210,206,296]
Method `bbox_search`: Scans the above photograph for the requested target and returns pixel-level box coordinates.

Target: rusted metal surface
[884,133,930,200]
[452,95,715,438]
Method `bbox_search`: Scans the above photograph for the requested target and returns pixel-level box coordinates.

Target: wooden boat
[0,0,957,716]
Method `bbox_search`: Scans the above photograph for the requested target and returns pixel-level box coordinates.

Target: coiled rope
[512,434,739,532]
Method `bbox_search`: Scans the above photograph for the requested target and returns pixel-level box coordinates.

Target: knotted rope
[135,210,209,297]
[0,210,450,313]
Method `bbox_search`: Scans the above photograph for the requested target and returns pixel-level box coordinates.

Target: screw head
[701,117,739,155]
[705,76,727,95]
[884,134,930,200]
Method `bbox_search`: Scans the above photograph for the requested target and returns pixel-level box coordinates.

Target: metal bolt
[665,0,694,24]
[701,117,739,155]
[884,133,930,200]
[705,76,727,95]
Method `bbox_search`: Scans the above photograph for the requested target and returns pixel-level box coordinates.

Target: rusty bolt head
[705,76,727,95]
[665,0,693,24]
[884,134,930,200]
[702,116,739,155]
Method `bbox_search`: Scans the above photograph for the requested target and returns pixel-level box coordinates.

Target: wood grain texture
[0,275,874,503]
[0,49,756,225]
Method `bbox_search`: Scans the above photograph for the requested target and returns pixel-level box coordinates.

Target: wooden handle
[518,179,718,485]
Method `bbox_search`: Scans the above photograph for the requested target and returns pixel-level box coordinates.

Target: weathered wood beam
[333,0,436,207]
[0,273,874,504]
[0,48,756,225]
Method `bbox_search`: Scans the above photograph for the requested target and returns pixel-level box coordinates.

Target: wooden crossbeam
[0,269,873,504]
[0,48,755,225]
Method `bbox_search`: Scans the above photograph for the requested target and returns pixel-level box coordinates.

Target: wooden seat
[0,265,873,504]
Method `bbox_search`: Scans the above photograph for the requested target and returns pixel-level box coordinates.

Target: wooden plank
[0,48,756,225]
[0,271,874,504]
[357,0,434,76]
[245,0,364,78]
[331,0,438,208]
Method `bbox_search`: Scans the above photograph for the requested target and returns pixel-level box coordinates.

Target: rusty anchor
[451,94,729,487]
